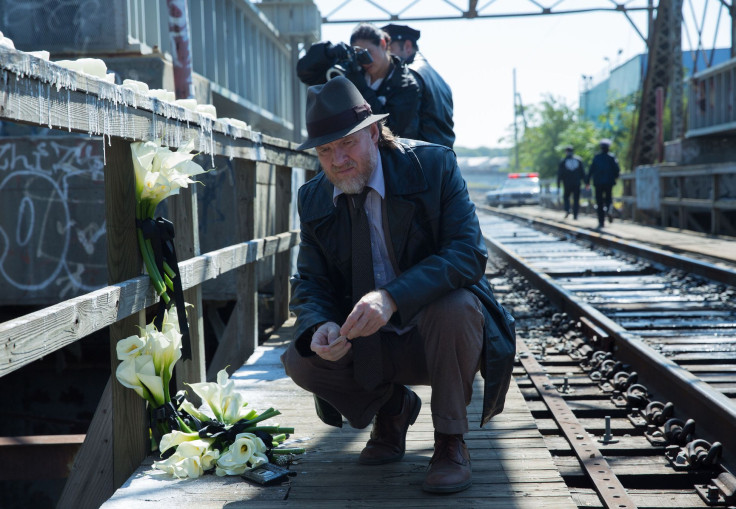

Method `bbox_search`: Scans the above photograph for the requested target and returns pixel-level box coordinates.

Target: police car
[485,172,541,207]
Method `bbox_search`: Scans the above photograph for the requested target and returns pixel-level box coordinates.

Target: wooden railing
[619,163,736,235]
[687,56,736,137]
[0,46,317,508]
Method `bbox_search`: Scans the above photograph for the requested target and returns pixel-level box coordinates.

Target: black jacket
[296,42,421,139]
[289,140,516,427]
[407,52,455,148]
[557,155,585,188]
[587,152,620,187]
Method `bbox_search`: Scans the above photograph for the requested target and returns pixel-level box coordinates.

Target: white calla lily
[158,430,200,455]
[178,399,210,422]
[201,447,220,471]
[153,438,216,478]
[115,355,156,403]
[137,371,165,407]
[116,334,146,361]
[186,379,224,422]
[130,140,158,199]
[148,329,182,384]
[215,433,267,476]
[221,390,249,424]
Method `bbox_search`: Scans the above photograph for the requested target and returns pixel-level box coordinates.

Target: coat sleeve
[383,149,489,326]
[289,190,345,355]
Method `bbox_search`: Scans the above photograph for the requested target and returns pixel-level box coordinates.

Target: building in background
[579,48,732,124]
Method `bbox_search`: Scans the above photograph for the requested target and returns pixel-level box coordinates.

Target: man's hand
[310,321,351,361]
[340,289,397,340]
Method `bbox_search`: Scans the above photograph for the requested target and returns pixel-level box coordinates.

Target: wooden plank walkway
[102,319,575,508]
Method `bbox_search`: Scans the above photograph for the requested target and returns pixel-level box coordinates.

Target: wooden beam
[104,138,149,490]
[0,230,299,377]
[207,159,258,380]
[0,434,84,480]
[170,185,206,392]
[273,165,292,327]
[0,48,318,171]
[58,380,115,509]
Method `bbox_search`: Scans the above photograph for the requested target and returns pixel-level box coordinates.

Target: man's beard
[327,147,376,195]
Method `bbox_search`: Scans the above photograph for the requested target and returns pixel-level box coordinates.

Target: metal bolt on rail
[598,416,619,444]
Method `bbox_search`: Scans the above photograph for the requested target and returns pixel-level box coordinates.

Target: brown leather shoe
[422,433,472,493]
[358,387,421,465]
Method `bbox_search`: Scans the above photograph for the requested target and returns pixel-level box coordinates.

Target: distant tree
[597,92,638,173]
[515,95,576,179]
[505,92,641,178]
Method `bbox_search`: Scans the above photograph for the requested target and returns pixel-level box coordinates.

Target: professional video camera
[324,42,373,80]
[296,41,373,86]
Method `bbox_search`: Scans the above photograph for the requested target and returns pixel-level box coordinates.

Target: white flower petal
[116,334,146,361]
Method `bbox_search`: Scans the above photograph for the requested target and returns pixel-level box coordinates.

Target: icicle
[208,117,214,167]
[253,131,265,162]
[46,83,51,129]
[67,89,71,132]
[175,119,181,147]
[37,80,43,125]
[151,101,157,140]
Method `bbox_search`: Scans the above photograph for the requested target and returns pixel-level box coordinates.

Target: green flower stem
[242,426,294,434]
[176,415,194,433]
[163,261,177,280]
[243,408,280,427]
[147,200,158,219]
[163,274,174,292]
[137,228,170,304]
[143,238,171,304]
[271,433,286,443]
[271,447,306,455]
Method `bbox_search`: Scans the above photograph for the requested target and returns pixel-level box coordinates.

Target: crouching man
[281,76,515,493]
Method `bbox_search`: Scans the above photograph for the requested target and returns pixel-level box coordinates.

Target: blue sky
[310,0,732,149]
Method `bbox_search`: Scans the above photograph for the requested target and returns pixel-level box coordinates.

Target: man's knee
[418,289,485,337]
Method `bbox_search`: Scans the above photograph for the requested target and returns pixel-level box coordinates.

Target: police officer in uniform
[557,145,585,219]
[382,24,455,148]
[586,139,621,228]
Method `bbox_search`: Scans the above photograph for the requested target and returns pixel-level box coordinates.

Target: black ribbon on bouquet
[198,419,275,451]
[136,216,192,360]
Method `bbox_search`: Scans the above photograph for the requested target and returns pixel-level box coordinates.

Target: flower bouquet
[117,139,304,479]
[131,138,209,360]
[115,308,305,479]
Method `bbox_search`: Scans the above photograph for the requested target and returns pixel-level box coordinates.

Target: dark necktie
[348,189,383,391]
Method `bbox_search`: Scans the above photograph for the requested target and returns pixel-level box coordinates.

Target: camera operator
[296,23,420,140]
[383,24,455,149]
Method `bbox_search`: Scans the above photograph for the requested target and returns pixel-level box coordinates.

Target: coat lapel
[381,142,428,265]
[301,174,352,280]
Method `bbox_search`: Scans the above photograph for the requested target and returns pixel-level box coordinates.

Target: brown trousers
[281,289,484,435]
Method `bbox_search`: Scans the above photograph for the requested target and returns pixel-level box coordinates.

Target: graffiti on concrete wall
[0,137,107,304]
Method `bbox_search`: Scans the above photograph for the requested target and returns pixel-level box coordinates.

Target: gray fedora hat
[297,76,388,151]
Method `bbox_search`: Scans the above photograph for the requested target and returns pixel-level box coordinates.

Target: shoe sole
[422,478,472,494]
[358,392,422,465]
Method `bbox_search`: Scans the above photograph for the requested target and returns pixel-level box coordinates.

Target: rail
[0,45,318,508]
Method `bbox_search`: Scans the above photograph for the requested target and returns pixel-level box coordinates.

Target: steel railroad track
[478,209,736,508]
